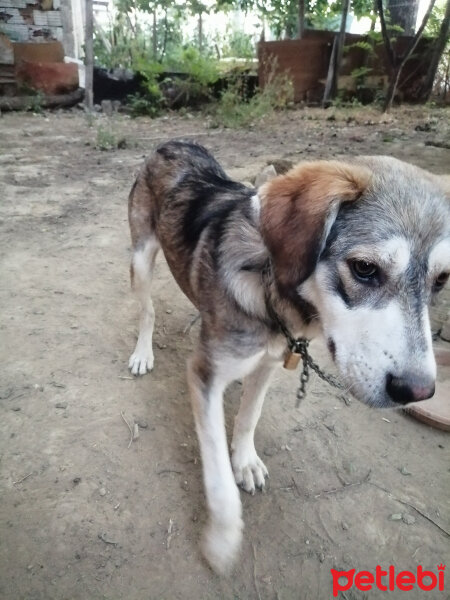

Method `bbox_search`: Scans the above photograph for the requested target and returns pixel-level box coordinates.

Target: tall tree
[376,0,436,112]
[387,0,419,36]
[85,0,94,111]
[417,0,450,101]
[322,0,351,104]
[189,0,209,52]
[298,0,305,38]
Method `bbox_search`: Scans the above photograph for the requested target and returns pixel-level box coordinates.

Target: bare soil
[0,105,449,600]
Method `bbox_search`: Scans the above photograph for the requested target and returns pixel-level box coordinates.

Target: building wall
[0,0,63,44]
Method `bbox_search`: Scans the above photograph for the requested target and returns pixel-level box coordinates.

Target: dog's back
[129,140,257,306]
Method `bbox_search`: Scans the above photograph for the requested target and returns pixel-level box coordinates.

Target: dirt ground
[0,105,449,600]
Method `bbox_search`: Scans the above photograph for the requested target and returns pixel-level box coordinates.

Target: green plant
[164,46,220,106]
[220,28,256,59]
[96,124,127,150]
[127,92,163,117]
[129,57,165,116]
[84,110,96,127]
[350,65,373,89]
[212,70,293,128]
[23,90,44,113]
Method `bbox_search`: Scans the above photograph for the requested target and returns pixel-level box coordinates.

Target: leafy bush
[221,28,256,59]
[212,71,293,128]
[127,57,165,117]
[162,46,220,107]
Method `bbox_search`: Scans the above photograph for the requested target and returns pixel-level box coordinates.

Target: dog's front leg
[231,357,278,494]
[187,348,263,574]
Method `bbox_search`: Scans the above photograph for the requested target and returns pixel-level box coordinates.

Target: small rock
[12,407,21,411]
[165,309,172,314]
[402,514,416,525]
[263,446,278,457]
[180,480,189,492]
[341,521,349,530]
[270,158,294,174]
[99,487,107,496]
[73,477,81,485]
[389,513,403,521]
[399,466,412,476]
[415,122,433,132]
[101,100,113,116]
[136,419,148,429]
[55,402,68,409]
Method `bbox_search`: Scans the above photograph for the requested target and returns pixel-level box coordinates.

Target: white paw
[232,446,269,495]
[201,517,243,574]
[128,349,154,376]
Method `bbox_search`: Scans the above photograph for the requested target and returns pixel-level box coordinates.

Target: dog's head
[260,157,450,408]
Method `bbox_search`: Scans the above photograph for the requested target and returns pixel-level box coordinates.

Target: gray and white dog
[127,140,449,573]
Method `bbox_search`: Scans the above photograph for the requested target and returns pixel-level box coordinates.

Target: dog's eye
[434,272,449,291]
[349,259,379,281]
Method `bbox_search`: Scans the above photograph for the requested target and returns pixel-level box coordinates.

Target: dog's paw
[201,518,243,575]
[231,447,269,495]
[128,350,154,376]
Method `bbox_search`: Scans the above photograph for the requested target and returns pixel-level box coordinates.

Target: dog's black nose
[386,373,435,404]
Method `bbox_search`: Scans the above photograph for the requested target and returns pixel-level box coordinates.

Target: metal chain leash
[262,261,346,407]
[295,338,345,407]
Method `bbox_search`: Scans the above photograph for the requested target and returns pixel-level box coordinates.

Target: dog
[127,140,450,573]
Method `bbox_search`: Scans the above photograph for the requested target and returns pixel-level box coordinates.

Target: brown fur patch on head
[260,160,372,297]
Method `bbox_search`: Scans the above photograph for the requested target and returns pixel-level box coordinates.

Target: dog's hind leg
[128,175,160,376]
[231,356,277,494]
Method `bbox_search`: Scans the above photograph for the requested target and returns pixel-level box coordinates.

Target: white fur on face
[299,235,436,408]
[428,238,450,277]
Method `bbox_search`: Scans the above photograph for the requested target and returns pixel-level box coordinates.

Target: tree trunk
[160,9,168,61]
[322,0,350,104]
[444,51,450,101]
[377,0,437,112]
[387,0,419,36]
[84,0,94,111]
[198,12,203,52]
[152,9,157,60]
[383,65,401,111]
[417,0,450,101]
[298,0,305,39]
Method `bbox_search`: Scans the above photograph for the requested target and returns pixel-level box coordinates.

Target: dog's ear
[259,160,372,292]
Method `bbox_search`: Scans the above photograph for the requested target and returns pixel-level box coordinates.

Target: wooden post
[85,0,94,111]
